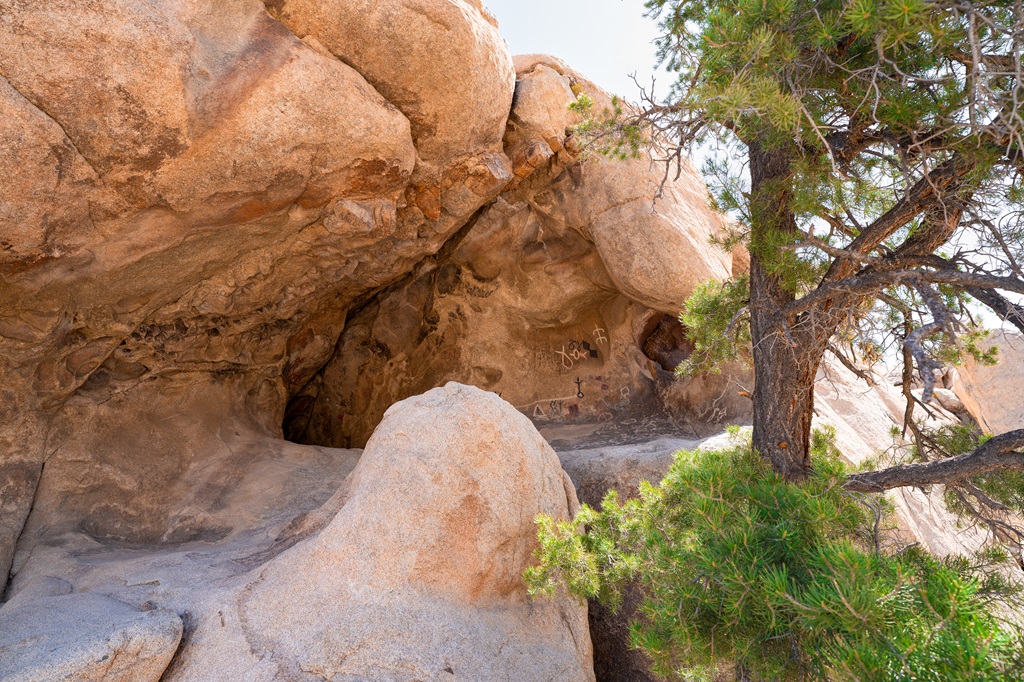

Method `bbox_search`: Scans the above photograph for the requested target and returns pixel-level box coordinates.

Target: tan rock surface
[288,56,747,450]
[0,0,524,584]
[9,385,593,682]
[266,0,514,165]
[187,384,593,681]
[0,591,183,682]
[952,330,1024,433]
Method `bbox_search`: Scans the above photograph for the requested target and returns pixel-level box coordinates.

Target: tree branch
[844,430,1024,492]
[785,268,1024,318]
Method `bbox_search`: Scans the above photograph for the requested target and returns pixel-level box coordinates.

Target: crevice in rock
[3,455,48,599]
[640,314,694,375]
[157,610,193,682]
[282,200,498,444]
[0,70,101,180]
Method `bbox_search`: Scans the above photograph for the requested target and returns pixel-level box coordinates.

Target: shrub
[526,429,1023,680]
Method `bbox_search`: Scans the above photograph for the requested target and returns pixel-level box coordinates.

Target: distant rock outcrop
[953,330,1024,434]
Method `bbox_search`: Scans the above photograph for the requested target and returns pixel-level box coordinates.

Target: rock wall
[0,0,513,583]
[0,1,744,678]
[285,54,750,451]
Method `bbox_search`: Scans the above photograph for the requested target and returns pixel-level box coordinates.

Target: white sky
[485,0,671,100]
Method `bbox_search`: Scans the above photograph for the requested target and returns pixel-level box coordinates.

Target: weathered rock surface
[286,55,748,450]
[0,0,518,584]
[0,590,183,682]
[8,384,593,682]
[953,330,1024,434]
[167,384,592,681]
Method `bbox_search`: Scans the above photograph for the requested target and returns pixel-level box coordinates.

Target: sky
[485,0,671,101]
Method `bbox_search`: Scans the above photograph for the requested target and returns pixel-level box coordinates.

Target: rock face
[0,0,513,583]
[286,54,748,451]
[953,330,1024,434]
[4,0,732,672]
[0,588,183,682]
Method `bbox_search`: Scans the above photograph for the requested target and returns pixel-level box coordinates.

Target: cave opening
[641,314,696,375]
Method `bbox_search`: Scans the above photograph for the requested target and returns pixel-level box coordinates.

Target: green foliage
[676,275,750,376]
[638,0,1024,366]
[527,431,1023,680]
[566,91,644,161]
[929,424,1024,518]
[934,328,1000,367]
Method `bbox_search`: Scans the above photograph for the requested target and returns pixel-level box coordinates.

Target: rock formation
[285,54,750,451]
[952,330,1024,434]
[0,1,1017,680]
[0,586,183,682]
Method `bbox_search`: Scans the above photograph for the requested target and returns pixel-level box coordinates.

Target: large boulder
[265,0,513,166]
[265,0,516,236]
[8,384,593,682]
[172,384,592,681]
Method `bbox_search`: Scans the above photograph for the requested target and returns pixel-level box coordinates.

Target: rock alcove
[3,1,1010,680]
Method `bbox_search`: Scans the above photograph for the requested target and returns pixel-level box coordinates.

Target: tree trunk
[747,140,820,481]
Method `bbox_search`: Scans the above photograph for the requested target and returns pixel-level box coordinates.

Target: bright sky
[485,0,671,100]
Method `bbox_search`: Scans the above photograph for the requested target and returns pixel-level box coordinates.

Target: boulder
[168,384,593,681]
[265,0,514,166]
[266,0,516,234]
[9,385,593,682]
[0,591,182,682]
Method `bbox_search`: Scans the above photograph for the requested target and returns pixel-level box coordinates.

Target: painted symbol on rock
[568,404,580,419]
[533,405,546,419]
[556,340,599,370]
[593,326,608,344]
[575,377,585,399]
[568,340,599,360]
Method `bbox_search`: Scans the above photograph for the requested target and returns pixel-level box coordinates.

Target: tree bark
[844,430,1024,492]
[748,140,820,481]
